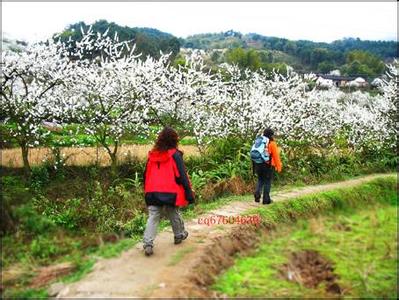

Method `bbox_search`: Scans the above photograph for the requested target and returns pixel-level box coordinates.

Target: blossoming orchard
[1,29,397,177]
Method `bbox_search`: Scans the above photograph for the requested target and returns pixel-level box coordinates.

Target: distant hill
[56,20,181,60]
[184,30,397,60]
[48,22,399,77]
[2,35,27,52]
[183,30,397,74]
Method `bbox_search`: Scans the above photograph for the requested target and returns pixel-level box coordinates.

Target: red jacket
[144,148,194,207]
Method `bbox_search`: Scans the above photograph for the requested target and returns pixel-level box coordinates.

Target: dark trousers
[254,163,273,203]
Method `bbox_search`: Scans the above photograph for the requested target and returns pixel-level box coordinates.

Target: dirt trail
[56,173,394,298]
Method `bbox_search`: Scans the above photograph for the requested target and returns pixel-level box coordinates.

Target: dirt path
[56,173,394,298]
[0,145,199,168]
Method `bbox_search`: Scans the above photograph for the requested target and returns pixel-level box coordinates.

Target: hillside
[56,20,181,60]
[2,35,27,52]
[184,30,397,74]
[184,30,397,60]
[18,21,399,76]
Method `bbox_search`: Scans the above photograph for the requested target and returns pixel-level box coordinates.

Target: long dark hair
[263,128,274,141]
[153,126,179,151]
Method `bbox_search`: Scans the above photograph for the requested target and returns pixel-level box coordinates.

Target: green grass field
[213,182,398,298]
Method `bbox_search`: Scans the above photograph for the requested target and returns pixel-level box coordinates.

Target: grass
[2,287,49,299]
[92,237,141,259]
[168,246,195,266]
[60,259,96,284]
[212,177,398,298]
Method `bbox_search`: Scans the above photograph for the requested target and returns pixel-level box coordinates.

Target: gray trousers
[143,205,185,247]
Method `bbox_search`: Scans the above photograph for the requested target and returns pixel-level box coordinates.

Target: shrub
[119,210,148,237]
[38,197,82,231]
[30,165,50,190]
[13,204,55,236]
[29,236,61,259]
[206,136,249,162]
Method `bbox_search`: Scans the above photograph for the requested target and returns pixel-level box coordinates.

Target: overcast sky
[2,2,397,43]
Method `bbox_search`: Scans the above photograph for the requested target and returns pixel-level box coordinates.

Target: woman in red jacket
[142,127,194,256]
[254,128,282,204]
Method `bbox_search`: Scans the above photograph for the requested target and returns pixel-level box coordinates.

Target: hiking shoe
[254,193,261,203]
[262,199,274,205]
[174,230,188,244]
[144,245,153,256]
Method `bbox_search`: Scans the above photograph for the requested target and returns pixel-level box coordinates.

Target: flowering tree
[147,52,221,141]
[209,65,315,141]
[62,28,174,175]
[193,63,395,156]
[1,40,70,177]
[379,59,398,147]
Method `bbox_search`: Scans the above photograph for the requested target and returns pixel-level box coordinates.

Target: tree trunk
[103,141,118,179]
[110,152,118,178]
[21,144,31,179]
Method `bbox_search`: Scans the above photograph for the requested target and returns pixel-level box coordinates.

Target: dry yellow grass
[0,144,200,168]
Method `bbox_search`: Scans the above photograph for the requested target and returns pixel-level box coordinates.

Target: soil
[53,173,392,298]
[279,250,341,294]
[30,263,75,288]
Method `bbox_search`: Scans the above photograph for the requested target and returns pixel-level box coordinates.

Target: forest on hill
[54,20,397,77]
[57,20,181,60]
[184,30,397,76]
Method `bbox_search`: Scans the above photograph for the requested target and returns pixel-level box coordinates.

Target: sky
[2,2,397,43]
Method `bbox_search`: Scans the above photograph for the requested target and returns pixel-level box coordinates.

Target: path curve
[57,173,395,298]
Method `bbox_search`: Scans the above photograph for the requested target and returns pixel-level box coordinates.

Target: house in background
[347,77,369,88]
[315,73,357,87]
